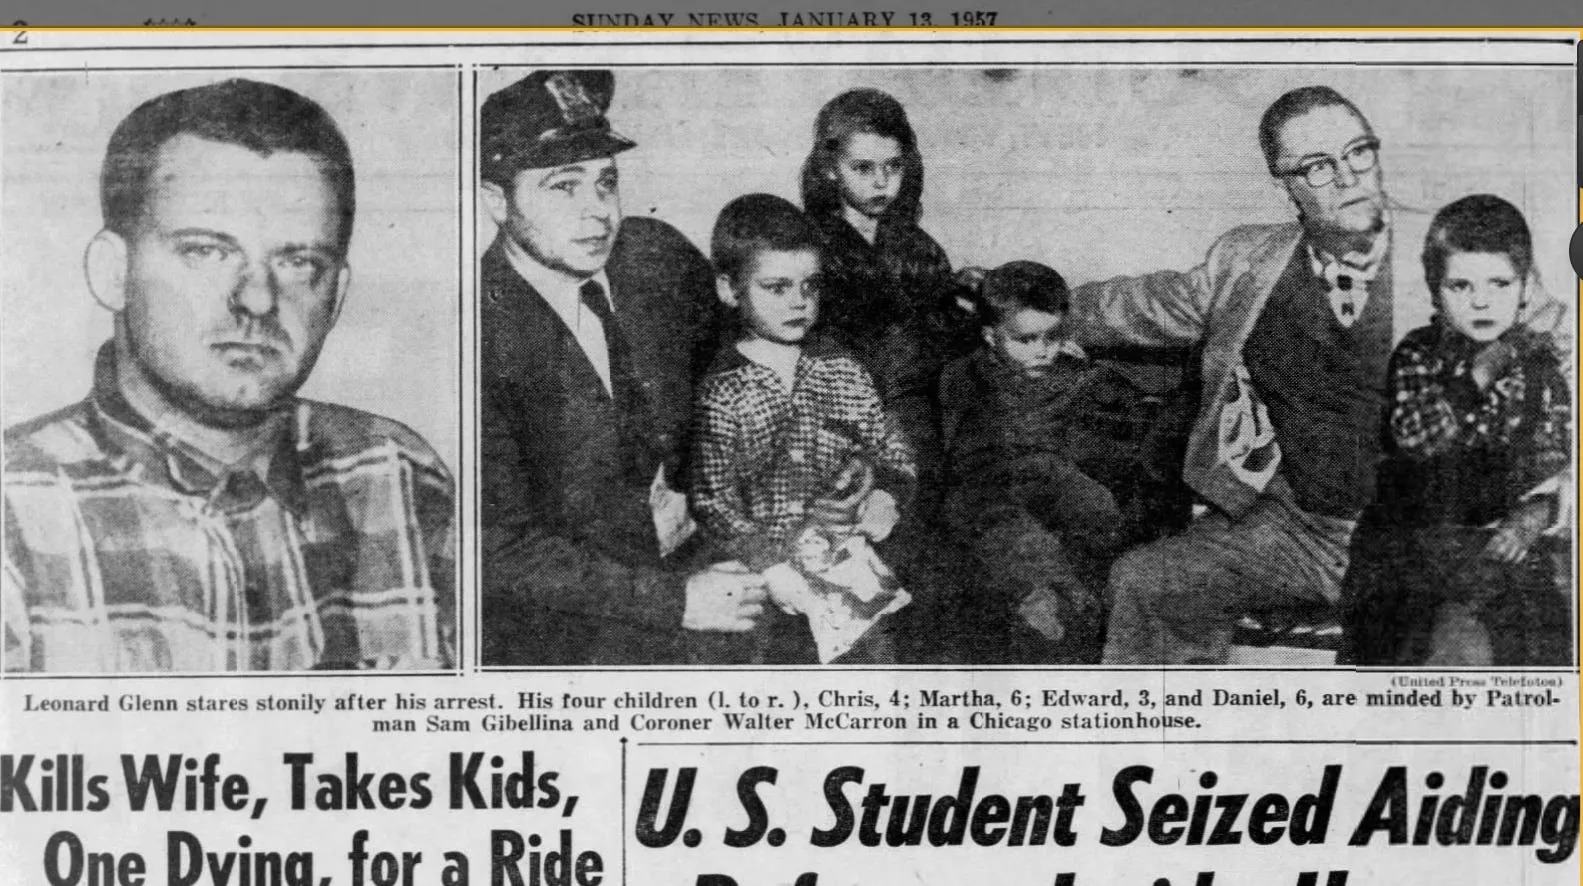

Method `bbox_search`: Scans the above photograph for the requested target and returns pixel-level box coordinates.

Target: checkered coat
[690,336,917,571]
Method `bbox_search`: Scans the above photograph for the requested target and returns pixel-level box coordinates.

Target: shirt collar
[1305,214,1392,281]
[707,331,844,376]
[87,343,311,516]
[498,234,613,313]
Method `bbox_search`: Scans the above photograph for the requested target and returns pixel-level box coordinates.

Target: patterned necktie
[1309,248,1381,329]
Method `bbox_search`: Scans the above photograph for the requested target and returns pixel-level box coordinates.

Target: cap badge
[545,73,602,126]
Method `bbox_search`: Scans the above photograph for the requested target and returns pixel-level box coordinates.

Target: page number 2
[11,21,27,45]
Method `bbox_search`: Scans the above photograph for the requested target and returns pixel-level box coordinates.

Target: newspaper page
[0,27,1577,886]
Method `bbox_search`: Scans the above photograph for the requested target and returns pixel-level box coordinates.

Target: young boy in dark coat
[940,261,1190,662]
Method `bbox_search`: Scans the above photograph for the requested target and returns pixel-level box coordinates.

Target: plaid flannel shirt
[690,337,916,570]
[3,347,456,673]
[1389,323,1569,477]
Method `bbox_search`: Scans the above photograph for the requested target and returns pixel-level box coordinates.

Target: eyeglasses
[1276,138,1381,188]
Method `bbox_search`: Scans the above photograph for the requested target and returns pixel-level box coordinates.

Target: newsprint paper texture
[0,28,1578,886]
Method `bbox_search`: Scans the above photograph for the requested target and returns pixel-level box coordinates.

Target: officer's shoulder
[613,217,707,264]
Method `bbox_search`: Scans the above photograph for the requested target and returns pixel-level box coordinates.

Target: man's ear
[84,229,129,314]
[480,180,511,227]
[329,264,352,329]
[1273,175,1301,210]
[714,274,739,308]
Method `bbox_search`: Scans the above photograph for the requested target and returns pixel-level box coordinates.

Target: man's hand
[682,561,768,632]
[761,563,816,615]
[807,460,875,529]
[952,266,987,314]
[954,266,988,292]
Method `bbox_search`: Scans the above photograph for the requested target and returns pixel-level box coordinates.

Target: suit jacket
[1068,212,1438,520]
[480,217,720,665]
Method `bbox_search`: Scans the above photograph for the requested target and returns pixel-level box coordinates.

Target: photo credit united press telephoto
[0,27,1578,886]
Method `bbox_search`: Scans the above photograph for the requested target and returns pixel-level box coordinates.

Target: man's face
[1273,103,1385,242]
[1439,251,1524,344]
[496,156,621,278]
[832,132,904,221]
[118,133,348,422]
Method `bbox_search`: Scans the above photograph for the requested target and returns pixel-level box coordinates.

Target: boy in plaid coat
[689,194,916,664]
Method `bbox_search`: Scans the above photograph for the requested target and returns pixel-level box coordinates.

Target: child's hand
[1018,586,1066,644]
[855,489,901,542]
[761,563,816,615]
[1470,340,1516,391]
[1483,498,1550,564]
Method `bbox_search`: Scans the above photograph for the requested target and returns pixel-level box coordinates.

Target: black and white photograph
[476,65,1575,669]
[0,69,462,673]
[0,30,1576,886]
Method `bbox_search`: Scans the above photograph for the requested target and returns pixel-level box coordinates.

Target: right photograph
[474,65,1575,669]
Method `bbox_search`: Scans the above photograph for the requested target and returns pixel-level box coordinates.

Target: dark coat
[939,348,1194,552]
[479,217,721,665]
[808,214,975,530]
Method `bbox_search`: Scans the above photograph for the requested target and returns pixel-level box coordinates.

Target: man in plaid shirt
[2,79,455,672]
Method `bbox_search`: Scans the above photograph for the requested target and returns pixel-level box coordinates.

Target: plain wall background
[479,65,1574,344]
[2,69,461,473]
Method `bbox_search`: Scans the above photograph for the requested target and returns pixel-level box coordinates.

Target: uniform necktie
[579,279,653,482]
[578,279,631,401]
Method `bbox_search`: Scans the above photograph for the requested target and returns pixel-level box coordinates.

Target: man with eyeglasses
[1062,85,1557,665]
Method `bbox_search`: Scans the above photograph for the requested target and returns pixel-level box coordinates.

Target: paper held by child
[650,467,697,559]
[765,525,911,663]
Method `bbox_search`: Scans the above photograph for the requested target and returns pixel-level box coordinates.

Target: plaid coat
[690,336,917,571]
[1385,321,1569,527]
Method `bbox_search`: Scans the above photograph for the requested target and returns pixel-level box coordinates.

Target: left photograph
[1,70,462,673]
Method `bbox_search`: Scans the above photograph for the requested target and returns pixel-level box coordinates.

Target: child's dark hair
[799,88,925,226]
[711,193,821,285]
[976,261,1070,327]
[1422,194,1534,308]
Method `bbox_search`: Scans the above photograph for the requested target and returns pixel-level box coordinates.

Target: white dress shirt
[502,244,616,396]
